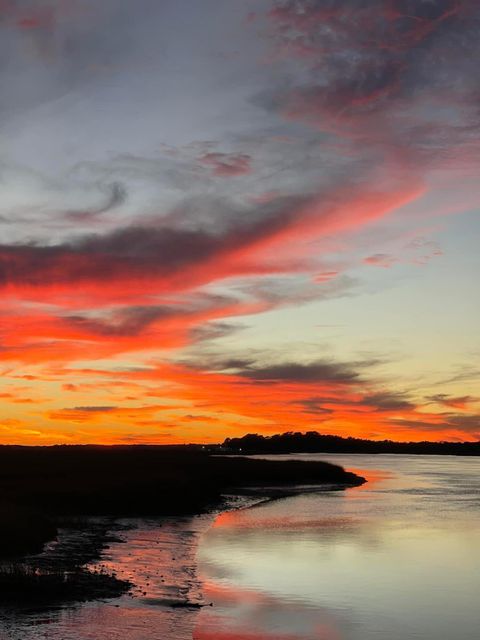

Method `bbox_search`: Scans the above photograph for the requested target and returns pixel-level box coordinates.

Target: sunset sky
[1,0,479,444]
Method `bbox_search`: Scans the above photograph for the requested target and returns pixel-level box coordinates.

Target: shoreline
[87,479,366,608]
[0,478,364,611]
[0,448,365,609]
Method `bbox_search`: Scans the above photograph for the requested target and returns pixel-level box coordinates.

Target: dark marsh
[0,445,364,605]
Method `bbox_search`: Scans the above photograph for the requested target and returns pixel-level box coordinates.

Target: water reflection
[0,514,215,640]
[194,581,349,640]
[195,455,480,640]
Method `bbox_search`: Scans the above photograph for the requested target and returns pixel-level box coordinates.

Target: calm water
[1,455,479,639]
[194,455,480,640]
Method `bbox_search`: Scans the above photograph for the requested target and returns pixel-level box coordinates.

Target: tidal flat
[0,445,363,616]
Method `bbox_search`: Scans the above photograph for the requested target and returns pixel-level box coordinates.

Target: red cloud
[314,271,338,282]
[0,179,424,307]
[363,253,398,268]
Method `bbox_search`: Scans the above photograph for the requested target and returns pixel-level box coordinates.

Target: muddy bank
[0,447,364,609]
[0,519,132,606]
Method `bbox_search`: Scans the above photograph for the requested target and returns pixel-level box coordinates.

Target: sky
[0,0,479,445]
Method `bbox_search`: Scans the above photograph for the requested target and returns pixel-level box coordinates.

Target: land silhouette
[0,445,364,605]
[220,431,480,455]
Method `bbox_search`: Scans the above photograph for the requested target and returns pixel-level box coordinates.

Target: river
[1,454,479,639]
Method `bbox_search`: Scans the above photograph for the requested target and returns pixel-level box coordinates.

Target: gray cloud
[241,361,361,383]
[361,391,415,412]
[64,182,127,222]
[296,390,414,414]
[202,356,381,385]
[189,322,245,344]
[295,397,334,415]
[260,0,480,166]
[389,412,480,435]
[0,194,309,287]
[440,367,480,385]
[236,273,357,307]
[71,406,116,413]
[62,293,244,338]
[425,394,476,408]
[64,305,176,337]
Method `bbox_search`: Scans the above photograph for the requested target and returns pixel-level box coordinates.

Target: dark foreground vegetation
[0,565,131,604]
[0,518,133,605]
[0,445,363,605]
[0,445,362,526]
[221,431,480,455]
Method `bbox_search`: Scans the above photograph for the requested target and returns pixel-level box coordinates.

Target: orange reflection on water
[345,467,393,494]
[194,581,344,640]
[213,508,364,531]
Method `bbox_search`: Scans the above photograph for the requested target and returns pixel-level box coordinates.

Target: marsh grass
[0,506,57,557]
[0,564,131,602]
[0,446,363,605]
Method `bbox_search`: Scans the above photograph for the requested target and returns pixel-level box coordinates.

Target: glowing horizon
[1,0,479,445]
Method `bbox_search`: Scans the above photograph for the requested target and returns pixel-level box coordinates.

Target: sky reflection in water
[0,515,214,640]
[194,454,480,640]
